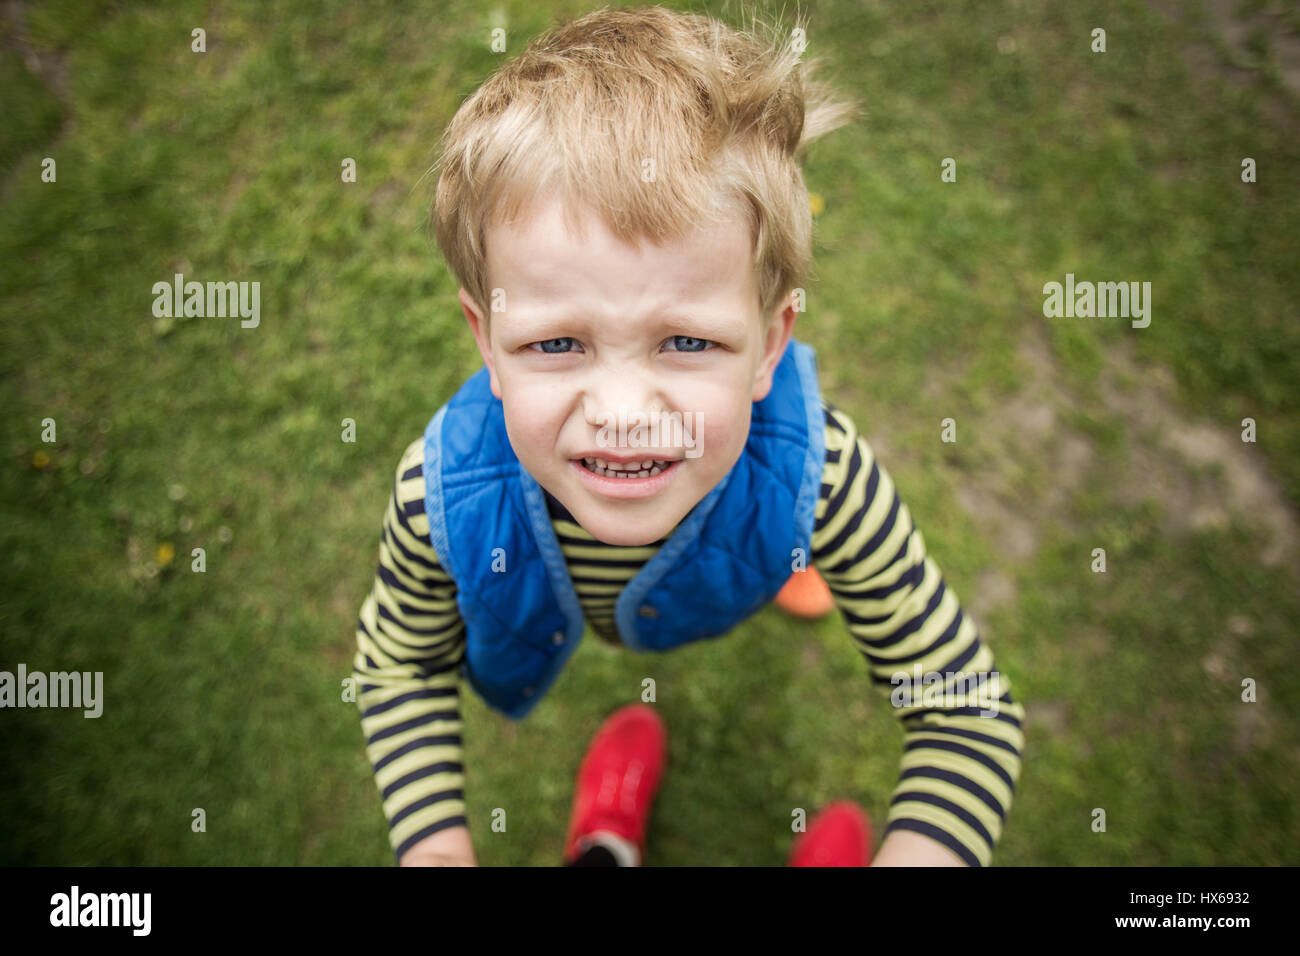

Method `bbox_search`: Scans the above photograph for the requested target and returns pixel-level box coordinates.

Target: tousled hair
[429,4,856,328]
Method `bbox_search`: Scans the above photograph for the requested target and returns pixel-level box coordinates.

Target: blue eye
[528,337,581,354]
[664,336,714,353]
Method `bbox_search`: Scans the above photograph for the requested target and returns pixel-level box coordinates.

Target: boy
[353,5,1024,867]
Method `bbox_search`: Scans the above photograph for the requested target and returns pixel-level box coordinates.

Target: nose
[580,364,666,429]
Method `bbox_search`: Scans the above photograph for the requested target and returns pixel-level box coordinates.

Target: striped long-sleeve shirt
[352,399,1025,866]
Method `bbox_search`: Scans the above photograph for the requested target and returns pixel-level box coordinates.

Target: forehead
[484,195,757,304]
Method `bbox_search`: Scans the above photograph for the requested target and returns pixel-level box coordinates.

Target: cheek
[502,388,566,455]
[672,372,741,417]
[686,395,748,463]
[670,372,747,419]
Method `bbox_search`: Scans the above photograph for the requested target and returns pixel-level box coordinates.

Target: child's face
[460,195,796,547]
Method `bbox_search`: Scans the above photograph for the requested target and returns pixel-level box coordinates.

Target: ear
[751,293,797,403]
[459,287,502,400]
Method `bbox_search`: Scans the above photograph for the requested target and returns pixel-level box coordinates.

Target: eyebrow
[507,309,747,340]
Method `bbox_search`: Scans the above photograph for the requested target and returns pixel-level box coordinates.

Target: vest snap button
[522,686,535,696]
[638,605,657,618]
[552,630,564,645]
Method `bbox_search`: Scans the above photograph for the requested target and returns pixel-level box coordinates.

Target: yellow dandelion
[809,192,825,217]
[33,451,50,468]
[156,542,175,565]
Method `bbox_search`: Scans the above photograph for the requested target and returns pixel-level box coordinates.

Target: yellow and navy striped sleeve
[811,401,1025,867]
[352,438,468,864]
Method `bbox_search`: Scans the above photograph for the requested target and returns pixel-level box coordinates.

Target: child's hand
[870,829,967,867]
[398,825,478,867]
[401,853,478,867]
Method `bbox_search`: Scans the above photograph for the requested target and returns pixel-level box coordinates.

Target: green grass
[2,0,1297,865]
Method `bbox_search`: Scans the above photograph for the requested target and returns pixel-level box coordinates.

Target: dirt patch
[954,481,1040,564]
[944,316,1297,570]
[1145,0,1300,133]
[969,568,1018,622]
[947,322,1097,570]
[1198,0,1300,98]
[1025,698,1070,736]
[1097,336,1298,567]
[920,311,1298,658]
[1,0,71,101]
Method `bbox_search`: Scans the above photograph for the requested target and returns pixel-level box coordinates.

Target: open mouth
[578,457,677,479]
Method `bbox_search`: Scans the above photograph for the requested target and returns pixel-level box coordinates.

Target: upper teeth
[583,457,670,476]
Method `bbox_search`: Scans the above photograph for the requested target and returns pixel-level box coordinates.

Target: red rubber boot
[789,801,873,866]
[563,704,667,865]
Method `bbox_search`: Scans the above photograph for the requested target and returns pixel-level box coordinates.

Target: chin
[577,516,669,548]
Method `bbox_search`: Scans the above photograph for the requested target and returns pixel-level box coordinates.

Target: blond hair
[429,5,856,327]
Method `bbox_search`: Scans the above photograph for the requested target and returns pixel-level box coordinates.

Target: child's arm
[353,438,474,866]
[812,402,1026,867]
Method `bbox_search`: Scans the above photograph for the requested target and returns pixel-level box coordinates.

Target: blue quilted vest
[421,338,825,719]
